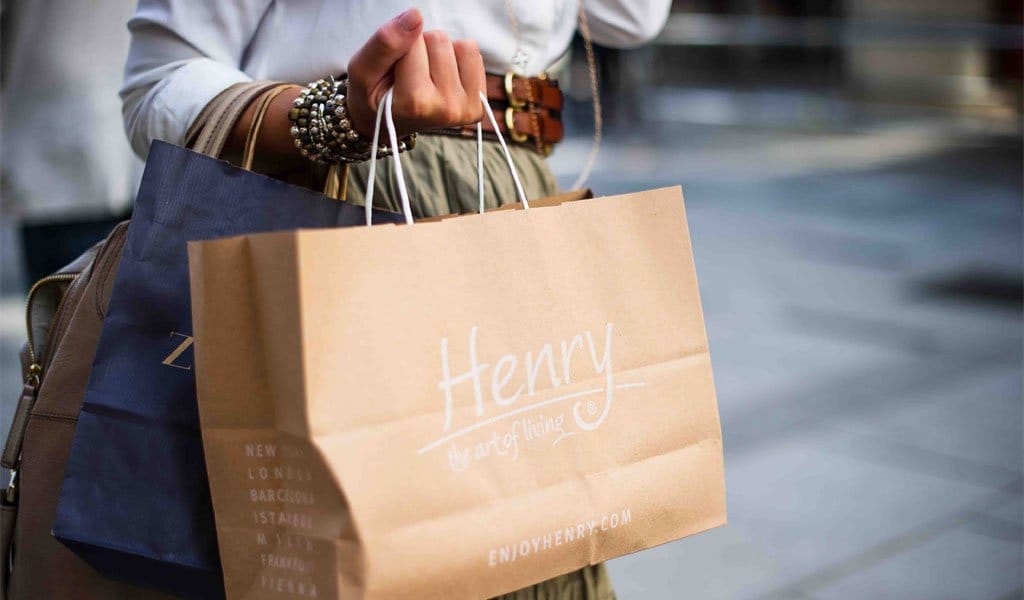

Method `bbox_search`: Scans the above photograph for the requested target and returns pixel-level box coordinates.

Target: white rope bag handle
[365,89,528,226]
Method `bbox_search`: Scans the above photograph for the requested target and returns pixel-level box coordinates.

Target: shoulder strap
[188,82,349,200]
[570,0,602,191]
[241,84,302,170]
[186,81,281,158]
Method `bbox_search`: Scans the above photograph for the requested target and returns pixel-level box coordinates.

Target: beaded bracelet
[288,75,415,163]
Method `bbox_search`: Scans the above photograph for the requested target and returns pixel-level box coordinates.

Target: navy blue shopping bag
[53,141,403,598]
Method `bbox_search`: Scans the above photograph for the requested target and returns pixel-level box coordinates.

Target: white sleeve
[581,0,672,48]
[120,0,272,158]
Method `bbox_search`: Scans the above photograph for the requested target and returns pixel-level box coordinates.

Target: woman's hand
[346,8,486,138]
[226,8,483,170]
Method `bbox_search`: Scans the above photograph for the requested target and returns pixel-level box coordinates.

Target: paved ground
[1,100,1021,598]
[547,107,1023,599]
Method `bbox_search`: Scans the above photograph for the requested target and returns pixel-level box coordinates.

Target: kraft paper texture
[188,186,726,599]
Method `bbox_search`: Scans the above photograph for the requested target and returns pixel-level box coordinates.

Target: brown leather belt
[434,72,564,156]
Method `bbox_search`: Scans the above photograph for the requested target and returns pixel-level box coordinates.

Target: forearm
[224,86,307,170]
[121,0,272,158]
[124,6,483,168]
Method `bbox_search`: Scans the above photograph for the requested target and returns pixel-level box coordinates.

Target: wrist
[288,76,415,164]
[343,79,378,139]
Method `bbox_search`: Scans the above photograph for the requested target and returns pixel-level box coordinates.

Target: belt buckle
[503,72,526,109]
[504,106,530,143]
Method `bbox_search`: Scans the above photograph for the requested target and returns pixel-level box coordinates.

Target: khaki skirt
[344,133,557,217]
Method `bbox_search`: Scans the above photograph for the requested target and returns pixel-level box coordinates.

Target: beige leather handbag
[0,81,281,600]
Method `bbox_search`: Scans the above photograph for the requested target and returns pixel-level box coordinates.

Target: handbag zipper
[6,272,79,503]
[23,272,79,379]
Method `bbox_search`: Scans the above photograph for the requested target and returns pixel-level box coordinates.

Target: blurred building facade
[1,0,143,286]
[566,0,1022,132]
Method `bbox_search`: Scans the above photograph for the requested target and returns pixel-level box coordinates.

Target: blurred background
[2,0,1022,598]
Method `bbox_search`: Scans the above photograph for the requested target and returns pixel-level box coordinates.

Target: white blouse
[120,0,671,158]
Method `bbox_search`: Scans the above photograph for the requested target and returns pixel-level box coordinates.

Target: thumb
[348,8,423,87]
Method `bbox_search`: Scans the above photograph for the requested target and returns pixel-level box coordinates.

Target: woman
[121,2,670,597]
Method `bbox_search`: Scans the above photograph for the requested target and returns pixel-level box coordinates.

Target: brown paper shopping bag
[187,91,725,599]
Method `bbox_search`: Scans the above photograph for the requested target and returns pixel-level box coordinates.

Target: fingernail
[397,8,420,31]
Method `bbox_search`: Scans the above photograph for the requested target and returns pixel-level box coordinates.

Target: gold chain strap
[572,0,602,190]
[503,0,602,189]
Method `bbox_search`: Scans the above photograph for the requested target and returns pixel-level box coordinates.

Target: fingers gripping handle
[364,89,412,225]
[364,89,529,226]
